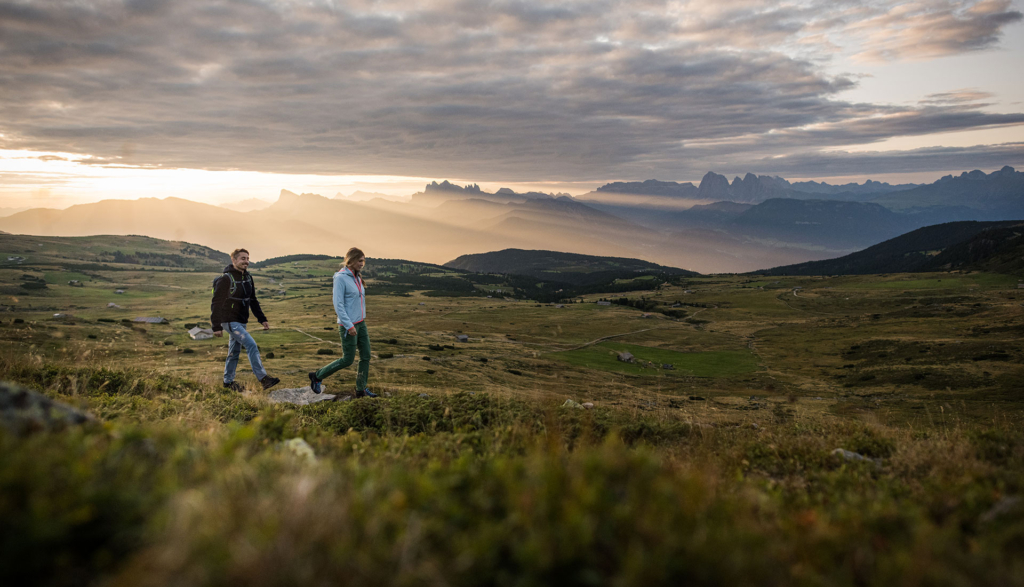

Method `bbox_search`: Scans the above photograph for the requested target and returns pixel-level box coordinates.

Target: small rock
[980,496,1021,524]
[581,402,594,409]
[750,422,760,429]
[418,393,429,398]
[831,448,879,464]
[281,438,316,464]
[332,395,353,402]
[383,392,393,398]
[267,387,337,406]
[561,399,584,409]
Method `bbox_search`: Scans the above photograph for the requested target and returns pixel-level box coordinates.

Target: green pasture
[549,342,759,378]
[4,235,1024,587]
[837,272,1017,290]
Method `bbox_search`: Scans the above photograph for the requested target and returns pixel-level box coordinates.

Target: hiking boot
[356,387,378,398]
[260,375,281,390]
[308,372,322,394]
[223,381,244,392]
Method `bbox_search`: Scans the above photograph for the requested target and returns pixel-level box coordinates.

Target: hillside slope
[445,248,698,284]
[757,220,1024,275]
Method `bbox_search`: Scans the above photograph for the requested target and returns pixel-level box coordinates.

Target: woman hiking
[308,247,376,398]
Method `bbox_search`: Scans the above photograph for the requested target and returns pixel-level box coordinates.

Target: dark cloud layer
[1,0,1021,182]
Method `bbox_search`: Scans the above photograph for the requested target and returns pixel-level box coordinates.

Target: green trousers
[315,322,370,390]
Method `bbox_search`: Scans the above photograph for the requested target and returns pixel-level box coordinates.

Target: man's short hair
[231,248,249,259]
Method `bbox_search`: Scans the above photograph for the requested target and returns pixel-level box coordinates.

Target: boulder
[0,382,97,436]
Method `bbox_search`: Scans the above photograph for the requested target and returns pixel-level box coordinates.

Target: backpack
[212,272,251,308]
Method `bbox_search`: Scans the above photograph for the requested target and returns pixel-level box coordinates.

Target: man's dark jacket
[210,264,266,332]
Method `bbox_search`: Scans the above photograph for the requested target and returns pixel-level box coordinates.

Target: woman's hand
[347,327,356,336]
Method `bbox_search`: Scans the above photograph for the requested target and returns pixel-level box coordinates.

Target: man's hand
[214,331,223,338]
[347,327,356,336]
[261,322,270,330]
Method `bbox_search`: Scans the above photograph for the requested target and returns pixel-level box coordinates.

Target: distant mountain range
[219,198,272,213]
[758,220,1024,276]
[585,171,920,205]
[335,191,409,203]
[0,207,32,218]
[0,166,1020,274]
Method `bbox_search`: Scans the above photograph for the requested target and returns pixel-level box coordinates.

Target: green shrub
[0,429,182,587]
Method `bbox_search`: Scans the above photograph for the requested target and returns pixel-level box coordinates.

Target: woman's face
[351,256,366,272]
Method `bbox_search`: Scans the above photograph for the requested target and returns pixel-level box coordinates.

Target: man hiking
[211,248,280,392]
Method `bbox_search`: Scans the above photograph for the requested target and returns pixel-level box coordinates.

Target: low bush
[2,361,1024,586]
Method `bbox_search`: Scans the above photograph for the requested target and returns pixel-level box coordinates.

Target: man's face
[233,252,250,272]
[352,256,366,272]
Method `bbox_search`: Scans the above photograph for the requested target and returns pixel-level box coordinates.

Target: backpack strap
[213,272,251,306]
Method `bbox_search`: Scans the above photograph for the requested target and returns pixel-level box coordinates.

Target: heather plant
[2,357,1024,586]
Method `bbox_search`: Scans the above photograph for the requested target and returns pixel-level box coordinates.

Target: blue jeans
[222,322,266,383]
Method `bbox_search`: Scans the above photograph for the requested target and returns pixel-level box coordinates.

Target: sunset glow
[1,0,1022,210]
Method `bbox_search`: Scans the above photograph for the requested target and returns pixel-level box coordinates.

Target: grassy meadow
[1,237,1023,586]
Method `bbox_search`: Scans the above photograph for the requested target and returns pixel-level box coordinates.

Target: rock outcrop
[0,382,97,436]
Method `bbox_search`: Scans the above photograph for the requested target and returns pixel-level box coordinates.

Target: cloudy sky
[1,0,1023,207]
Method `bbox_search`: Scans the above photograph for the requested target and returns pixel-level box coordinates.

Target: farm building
[114,289,125,294]
[455,334,469,343]
[597,301,611,306]
[617,351,635,363]
[68,280,82,287]
[189,327,215,340]
[133,317,169,324]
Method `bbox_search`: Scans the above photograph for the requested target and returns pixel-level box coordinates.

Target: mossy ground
[2,248,1024,585]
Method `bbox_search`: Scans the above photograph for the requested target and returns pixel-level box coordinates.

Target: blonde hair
[343,247,365,270]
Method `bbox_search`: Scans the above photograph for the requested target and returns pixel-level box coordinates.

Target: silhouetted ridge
[445,248,698,284]
[757,220,1024,275]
